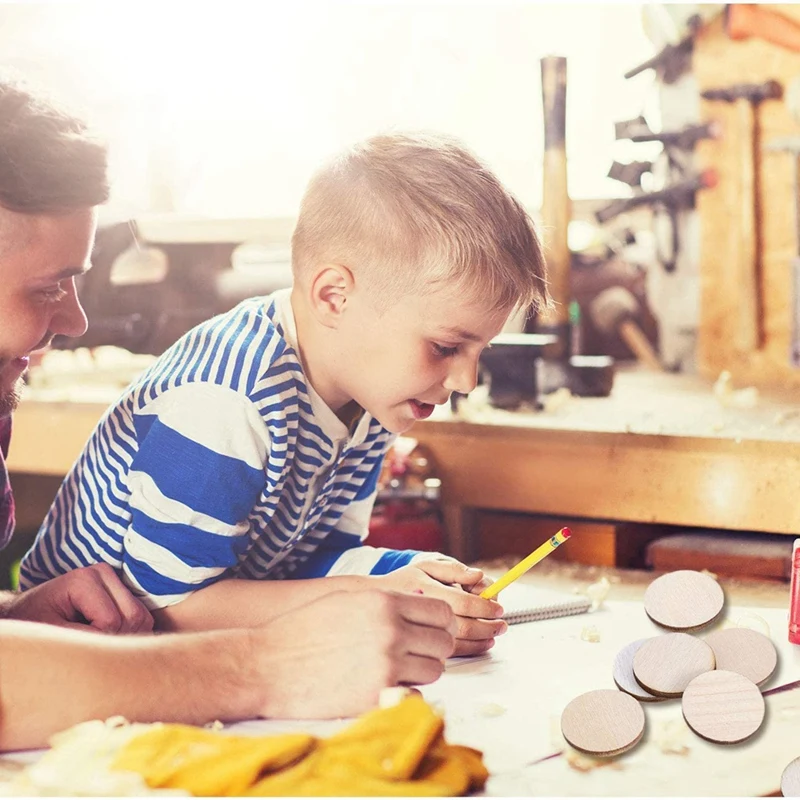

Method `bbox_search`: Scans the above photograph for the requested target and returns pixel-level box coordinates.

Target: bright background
[0,1,660,220]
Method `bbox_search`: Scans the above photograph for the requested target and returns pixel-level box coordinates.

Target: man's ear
[308,263,355,328]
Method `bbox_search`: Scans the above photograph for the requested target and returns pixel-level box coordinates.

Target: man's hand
[373,558,507,657]
[3,564,153,633]
[253,589,456,720]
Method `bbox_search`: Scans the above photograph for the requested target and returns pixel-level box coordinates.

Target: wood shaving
[478,702,507,718]
[651,718,691,755]
[713,371,759,409]
[582,577,611,610]
[733,611,771,637]
[564,746,625,772]
[580,625,601,643]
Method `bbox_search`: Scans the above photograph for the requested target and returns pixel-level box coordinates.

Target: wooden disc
[703,628,777,686]
[644,570,725,631]
[613,639,667,703]
[781,756,800,797]
[633,633,716,697]
[682,670,765,744]
[561,689,645,757]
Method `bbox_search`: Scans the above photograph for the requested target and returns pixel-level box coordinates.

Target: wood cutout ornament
[703,627,777,686]
[633,633,716,698]
[560,689,645,757]
[644,570,725,631]
[681,670,765,744]
[613,639,667,702]
[782,756,800,797]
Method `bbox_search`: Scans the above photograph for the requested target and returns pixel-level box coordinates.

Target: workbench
[412,371,800,561]
[9,370,800,563]
[1,572,797,796]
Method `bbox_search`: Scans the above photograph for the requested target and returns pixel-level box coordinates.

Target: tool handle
[618,320,664,372]
[737,100,761,354]
[539,56,571,334]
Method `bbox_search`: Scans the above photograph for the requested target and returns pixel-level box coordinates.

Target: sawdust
[582,576,611,610]
[564,747,626,773]
[651,718,691,755]
[477,702,507,718]
[580,625,601,643]
[713,370,759,409]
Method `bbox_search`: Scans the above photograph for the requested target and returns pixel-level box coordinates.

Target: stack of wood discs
[561,569,777,758]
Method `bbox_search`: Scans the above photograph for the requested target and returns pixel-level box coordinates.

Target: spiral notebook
[498,583,592,625]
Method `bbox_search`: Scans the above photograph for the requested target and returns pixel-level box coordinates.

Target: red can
[791,539,800,645]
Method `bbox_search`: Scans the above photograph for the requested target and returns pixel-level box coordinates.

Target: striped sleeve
[290,455,424,578]
[122,383,268,608]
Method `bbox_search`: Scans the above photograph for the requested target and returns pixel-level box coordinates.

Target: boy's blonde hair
[291,132,550,315]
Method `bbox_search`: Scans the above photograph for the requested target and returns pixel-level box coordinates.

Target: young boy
[21,132,549,655]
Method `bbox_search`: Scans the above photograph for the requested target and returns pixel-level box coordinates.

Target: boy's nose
[50,280,89,340]
[443,357,479,395]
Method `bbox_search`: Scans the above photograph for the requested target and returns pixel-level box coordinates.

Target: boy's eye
[431,342,459,358]
[38,284,68,304]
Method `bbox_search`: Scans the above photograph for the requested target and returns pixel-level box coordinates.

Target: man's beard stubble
[0,378,22,418]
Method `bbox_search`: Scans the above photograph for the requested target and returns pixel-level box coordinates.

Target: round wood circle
[703,628,777,686]
[613,639,668,703]
[632,633,716,697]
[561,689,645,757]
[682,670,765,744]
[644,570,725,631]
[781,756,800,797]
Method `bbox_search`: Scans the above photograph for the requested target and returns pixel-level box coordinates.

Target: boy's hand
[374,558,506,657]
[253,589,456,719]
[3,564,154,633]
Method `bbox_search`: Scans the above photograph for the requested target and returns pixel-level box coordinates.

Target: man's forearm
[153,575,372,632]
[0,620,263,751]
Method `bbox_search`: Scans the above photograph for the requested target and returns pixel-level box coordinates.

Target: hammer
[590,287,663,372]
[701,80,782,354]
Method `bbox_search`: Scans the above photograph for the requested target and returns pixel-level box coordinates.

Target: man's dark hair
[0,75,109,213]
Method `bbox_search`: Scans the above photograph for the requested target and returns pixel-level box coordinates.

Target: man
[0,76,456,751]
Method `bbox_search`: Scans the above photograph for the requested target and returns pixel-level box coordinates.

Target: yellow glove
[113,724,314,796]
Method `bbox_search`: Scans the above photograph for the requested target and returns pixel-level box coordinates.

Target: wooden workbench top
[426,369,800,444]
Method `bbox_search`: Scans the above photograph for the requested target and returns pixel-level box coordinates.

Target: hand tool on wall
[725,4,800,54]
[765,136,800,367]
[537,55,571,359]
[702,80,783,354]
[607,160,653,189]
[589,287,664,372]
[595,170,718,226]
[619,120,721,152]
[625,13,705,84]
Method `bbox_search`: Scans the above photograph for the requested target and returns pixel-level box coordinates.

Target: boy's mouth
[408,399,435,420]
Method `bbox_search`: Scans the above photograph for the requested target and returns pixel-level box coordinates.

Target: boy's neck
[289,289,354,418]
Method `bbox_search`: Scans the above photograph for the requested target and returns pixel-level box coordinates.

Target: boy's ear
[308,263,355,328]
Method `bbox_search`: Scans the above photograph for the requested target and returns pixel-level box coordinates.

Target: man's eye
[432,342,459,358]
[38,285,68,303]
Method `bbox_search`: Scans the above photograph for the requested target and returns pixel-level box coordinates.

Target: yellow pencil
[480,527,572,600]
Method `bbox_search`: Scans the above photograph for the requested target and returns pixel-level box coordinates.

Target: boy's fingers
[415,559,484,588]
[469,576,494,595]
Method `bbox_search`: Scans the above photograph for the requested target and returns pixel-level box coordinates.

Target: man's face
[335,282,509,434]
[0,207,96,416]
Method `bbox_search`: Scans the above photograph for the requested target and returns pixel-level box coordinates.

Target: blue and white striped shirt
[20,290,423,608]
